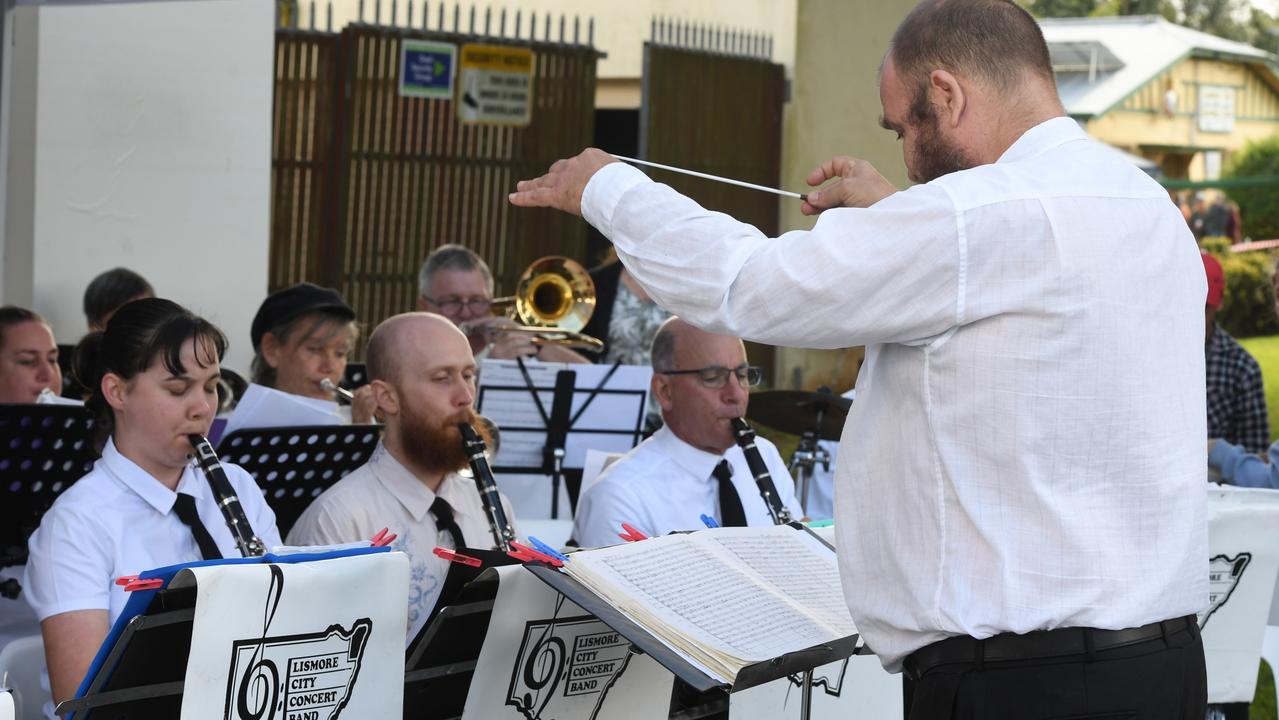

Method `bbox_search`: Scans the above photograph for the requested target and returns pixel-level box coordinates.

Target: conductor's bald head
[877,0,1064,184]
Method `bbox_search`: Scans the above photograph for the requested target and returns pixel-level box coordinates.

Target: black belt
[903,615,1199,681]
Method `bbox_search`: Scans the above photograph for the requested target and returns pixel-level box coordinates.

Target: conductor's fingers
[508,185,558,208]
[806,156,857,187]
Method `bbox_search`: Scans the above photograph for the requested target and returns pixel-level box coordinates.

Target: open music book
[559,524,857,685]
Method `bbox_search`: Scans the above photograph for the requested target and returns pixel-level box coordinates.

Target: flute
[730,418,794,526]
[188,434,267,557]
[458,422,516,551]
[320,378,355,403]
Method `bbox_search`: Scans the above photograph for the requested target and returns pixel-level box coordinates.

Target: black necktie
[431,496,467,550]
[714,460,747,527]
[173,493,223,560]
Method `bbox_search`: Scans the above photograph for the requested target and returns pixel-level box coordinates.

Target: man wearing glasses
[416,244,587,364]
[572,318,802,548]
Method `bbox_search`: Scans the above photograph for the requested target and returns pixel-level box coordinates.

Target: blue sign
[399,41,455,99]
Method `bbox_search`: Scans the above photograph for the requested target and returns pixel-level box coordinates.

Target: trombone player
[417,244,590,364]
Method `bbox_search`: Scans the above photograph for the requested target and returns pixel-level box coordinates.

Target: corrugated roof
[1039,15,1276,118]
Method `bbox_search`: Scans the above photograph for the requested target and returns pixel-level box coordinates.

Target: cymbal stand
[788,418,831,515]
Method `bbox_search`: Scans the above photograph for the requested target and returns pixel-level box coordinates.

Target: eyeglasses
[426,296,492,314]
[656,365,762,389]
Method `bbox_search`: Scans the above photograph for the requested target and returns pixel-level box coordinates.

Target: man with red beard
[287,312,515,640]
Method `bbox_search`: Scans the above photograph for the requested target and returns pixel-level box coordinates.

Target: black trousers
[907,620,1206,720]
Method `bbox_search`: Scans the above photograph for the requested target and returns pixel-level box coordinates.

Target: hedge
[1200,237,1279,338]
[1225,135,1279,241]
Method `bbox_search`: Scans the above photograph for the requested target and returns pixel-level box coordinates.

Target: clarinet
[187,434,267,557]
[458,422,516,551]
[730,418,794,526]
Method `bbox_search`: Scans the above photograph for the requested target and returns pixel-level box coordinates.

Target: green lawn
[1257,660,1276,720]
[1241,335,1279,445]
[1240,336,1279,718]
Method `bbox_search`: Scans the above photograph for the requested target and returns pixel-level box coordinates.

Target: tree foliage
[1019,0,1279,50]
[1226,135,1279,242]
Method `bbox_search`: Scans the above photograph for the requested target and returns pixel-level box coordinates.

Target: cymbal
[746,389,851,441]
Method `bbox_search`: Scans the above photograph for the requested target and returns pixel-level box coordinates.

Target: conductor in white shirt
[511,1,1207,716]
[573,318,801,548]
[287,313,516,641]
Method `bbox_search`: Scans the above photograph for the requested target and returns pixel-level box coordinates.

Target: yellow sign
[458,44,535,126]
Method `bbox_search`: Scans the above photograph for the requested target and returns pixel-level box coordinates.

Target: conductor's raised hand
[509,148,618,216]
[801,156,898,216]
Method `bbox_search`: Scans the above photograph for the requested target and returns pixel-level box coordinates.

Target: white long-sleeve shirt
[581,117,1207,671]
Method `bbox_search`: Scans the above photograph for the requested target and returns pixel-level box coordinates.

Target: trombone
[466,256,604,352]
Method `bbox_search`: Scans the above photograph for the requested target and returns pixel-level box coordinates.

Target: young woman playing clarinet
[24,298,281,709]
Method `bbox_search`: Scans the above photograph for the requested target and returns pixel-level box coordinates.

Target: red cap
[1202,253,1225,309]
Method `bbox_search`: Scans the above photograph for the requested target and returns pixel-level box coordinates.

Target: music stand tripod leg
[550,447,565,519]
[800,668,814,720]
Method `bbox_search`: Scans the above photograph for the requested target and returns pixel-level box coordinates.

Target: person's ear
[260,332,284,369]
[371,379,399,418]
[929,69,966,128]
[102,372,128,411]
[652,374,674,413]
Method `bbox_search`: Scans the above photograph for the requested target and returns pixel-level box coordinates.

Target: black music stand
[215,424,381,537]
[479,360,646,518]
[0,404,98,597]
[403,550,517,720]
[342,362,368,391]
[56,583,198,719]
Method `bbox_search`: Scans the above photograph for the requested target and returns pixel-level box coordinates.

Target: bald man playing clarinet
[510,1,1207,717]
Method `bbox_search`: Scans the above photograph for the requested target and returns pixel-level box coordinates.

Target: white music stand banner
[464,564,673,720]
[728,654,901,719]
[1203,487,1279,703]
[177,552,409,720]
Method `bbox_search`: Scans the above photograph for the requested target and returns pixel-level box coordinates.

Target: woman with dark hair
[249,283,375,423]
[24,298,281,708]
[0,305,62,403]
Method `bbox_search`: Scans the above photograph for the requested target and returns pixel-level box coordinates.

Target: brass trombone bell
[485,256,603,351]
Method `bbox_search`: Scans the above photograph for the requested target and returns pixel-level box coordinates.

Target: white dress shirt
[24,438,282,625]
[573,425,802,548]
[286,442,517,640]
[582,117,1208,670]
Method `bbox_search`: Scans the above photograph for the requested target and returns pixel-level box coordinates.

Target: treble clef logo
[236,657,280,720]
[233,565,285,719]
[519,633,565,719]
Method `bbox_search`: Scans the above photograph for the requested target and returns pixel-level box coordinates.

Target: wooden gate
[272,3,601,337]
[640,19,786,380]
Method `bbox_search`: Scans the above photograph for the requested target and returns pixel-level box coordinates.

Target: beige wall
[322,0,797,108]
[772,0,918,392]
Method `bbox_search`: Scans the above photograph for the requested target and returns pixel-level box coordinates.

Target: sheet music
[564,526,853,681]
[704,529,856,636]
[477,359,651,470]
[224,383,342,437]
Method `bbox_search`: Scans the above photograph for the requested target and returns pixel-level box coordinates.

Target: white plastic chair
[0,635,47,720]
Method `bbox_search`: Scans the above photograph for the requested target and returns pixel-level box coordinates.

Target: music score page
[561,525,856,684]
